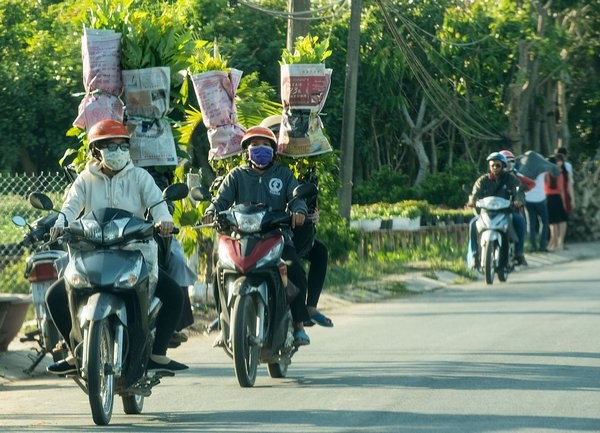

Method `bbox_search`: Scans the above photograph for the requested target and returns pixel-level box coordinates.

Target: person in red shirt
[545,154,569,251]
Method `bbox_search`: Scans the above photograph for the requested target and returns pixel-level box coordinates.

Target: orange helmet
[87,120,130,147]
[240,126,277,151]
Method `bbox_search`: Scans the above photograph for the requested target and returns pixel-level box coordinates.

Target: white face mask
[99,148,130,171]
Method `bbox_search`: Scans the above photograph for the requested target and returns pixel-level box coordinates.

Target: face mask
[248,145,274,169]
[99,148,130,171]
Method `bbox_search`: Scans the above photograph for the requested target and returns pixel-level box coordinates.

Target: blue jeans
[512,211,526,256]
[525,200,549,251]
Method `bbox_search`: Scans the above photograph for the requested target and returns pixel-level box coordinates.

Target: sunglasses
[96,141,130,151]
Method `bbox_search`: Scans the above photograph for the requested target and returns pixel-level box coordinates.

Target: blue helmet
[486,152,508,167]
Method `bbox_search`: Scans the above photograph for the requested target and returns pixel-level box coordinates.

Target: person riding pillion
[202,125,312,346]
[467,152,527,268]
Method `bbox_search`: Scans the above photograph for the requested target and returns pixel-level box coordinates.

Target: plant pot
[0,295,31,351]
[392,216,421,231]
[360,218,382,232]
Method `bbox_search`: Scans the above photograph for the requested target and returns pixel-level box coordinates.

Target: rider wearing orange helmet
[46,119,187,374]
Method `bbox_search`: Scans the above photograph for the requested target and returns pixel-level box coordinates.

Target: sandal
[310,311,334,328]
[293,329,310,346]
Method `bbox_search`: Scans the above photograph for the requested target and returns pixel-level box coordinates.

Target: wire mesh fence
[0,172,70,294]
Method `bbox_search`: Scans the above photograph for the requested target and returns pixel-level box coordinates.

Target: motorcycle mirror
[190,186,212,202]
[60,151,78,168]
[28,192,55,211]
[11,215,27,227]
[162,183,189,201]
[462,184,471,194]
[292,182,318,200]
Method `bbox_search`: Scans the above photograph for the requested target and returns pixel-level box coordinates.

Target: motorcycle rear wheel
[232,295,260,388]
[484,242,497,285]
[87,318,115,426]
[122,394,144,415]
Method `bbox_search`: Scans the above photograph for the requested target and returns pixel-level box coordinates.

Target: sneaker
[47,359,77,375]
[514,255,528,266]
[147,358,189,372]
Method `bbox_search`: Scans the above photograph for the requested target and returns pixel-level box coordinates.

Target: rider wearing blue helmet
[466,152,527,269]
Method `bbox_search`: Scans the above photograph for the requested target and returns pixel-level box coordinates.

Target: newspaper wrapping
[121,67,178,167]
[190,69,245,160]
[73,28,124,130]
[279,64,333,158]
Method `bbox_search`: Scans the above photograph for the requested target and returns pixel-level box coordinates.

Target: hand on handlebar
[202,212,214,225]
[291,212,305,229]
[155,221,174,237]
[50,226,64,241]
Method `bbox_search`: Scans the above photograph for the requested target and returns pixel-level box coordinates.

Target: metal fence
[0,172,70,294]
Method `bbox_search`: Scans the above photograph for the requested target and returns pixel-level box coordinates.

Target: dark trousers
[282,244,310,323]
[305,239,328,308]
[525,200,549,251]
[46,269,183,357]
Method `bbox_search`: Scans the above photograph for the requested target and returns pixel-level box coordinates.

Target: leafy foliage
[280,34,332,64]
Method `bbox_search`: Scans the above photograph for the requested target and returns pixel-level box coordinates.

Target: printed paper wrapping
[279,64,333,158]
[121,67,178,167]
[127,117,178,167]
[73,28,124,130]
[190,69,245,160]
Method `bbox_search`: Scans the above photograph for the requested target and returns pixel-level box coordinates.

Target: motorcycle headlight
[234,210,265,233]
[64,259,90,288]
[81,219,102,243]
[102,221,121,242]
[115,255,143,288]
[256,240,284,268]
[218,247,236,270]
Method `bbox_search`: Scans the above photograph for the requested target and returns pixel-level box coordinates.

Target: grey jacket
[206,163,308,216]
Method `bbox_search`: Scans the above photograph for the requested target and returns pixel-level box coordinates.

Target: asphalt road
[1,255,600,432]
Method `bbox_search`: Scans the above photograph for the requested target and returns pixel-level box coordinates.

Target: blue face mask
[248,145,274,168]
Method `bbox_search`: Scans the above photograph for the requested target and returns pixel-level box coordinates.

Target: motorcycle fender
[229,277,268,307]
[79,292,127,329]
[480,230,502,246]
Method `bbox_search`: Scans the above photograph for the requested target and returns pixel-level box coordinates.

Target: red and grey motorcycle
[192,182,316,387]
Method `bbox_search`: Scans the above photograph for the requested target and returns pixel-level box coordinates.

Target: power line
[239,0,348,21]
[376,0,502,141]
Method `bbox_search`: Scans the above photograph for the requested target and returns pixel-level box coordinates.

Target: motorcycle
[11,153,77,373]
[191,182,317,387]
[474,195,519,285]
[11,213,68,373]
[28,182,189,426]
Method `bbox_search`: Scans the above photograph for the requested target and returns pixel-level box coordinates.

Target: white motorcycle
[474,196,518,285]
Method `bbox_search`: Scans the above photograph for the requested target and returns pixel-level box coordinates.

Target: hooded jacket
[55,159,172,227]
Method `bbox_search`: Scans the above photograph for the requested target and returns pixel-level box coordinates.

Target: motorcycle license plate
[31,282,52,305]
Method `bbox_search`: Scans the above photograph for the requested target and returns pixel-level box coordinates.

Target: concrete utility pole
[339,0,362,221]
[287,0,311,50]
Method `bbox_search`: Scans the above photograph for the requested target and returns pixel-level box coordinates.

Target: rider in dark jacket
[467,152,527,269]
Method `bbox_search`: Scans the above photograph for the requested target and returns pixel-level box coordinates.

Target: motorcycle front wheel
[484,242,497,285]
[267,360,289,378]
[232,295,260,388]
[87,318,116,425]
